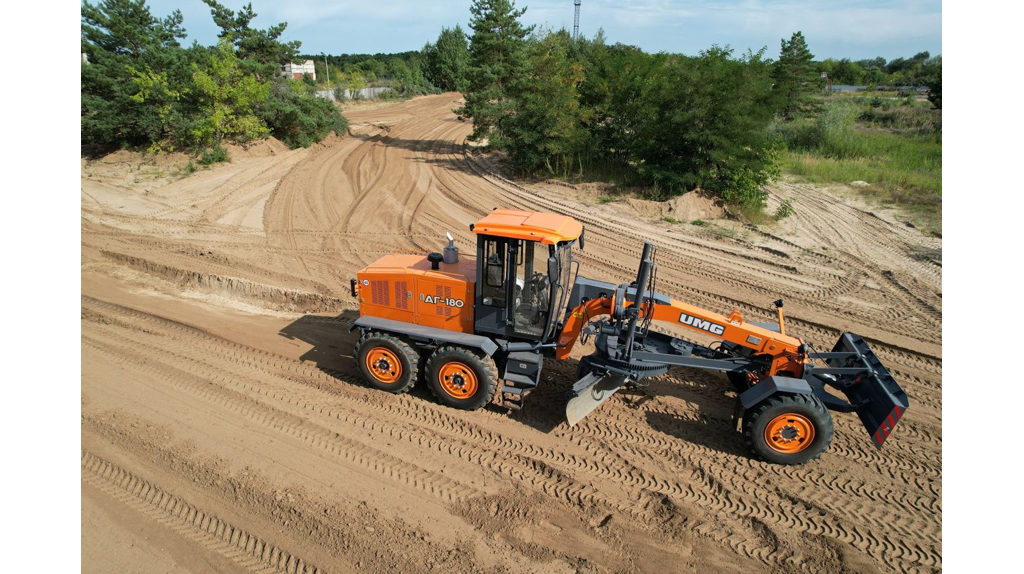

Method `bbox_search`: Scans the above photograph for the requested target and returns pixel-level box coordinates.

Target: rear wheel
[426,346,498,410]
[355,331,419,393]
[743,393,834,465]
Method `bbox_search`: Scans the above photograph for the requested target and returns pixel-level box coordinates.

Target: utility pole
[324,53,330,88]
[573,1,581,40]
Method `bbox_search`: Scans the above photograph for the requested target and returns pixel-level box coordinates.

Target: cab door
[474,235,511,337]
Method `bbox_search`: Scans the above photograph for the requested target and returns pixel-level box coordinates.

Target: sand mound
[621,191,726,222]
[663,191,726,220]
[222,136,290,159]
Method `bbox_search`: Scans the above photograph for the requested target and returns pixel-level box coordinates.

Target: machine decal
[423,295,465,308]
[678,312,726,335]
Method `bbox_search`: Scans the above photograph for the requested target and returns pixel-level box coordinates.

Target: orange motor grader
[349,209,908,464]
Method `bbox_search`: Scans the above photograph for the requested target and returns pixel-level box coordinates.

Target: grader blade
[566,372,629,426]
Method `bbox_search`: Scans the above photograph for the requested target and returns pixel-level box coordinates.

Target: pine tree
[201,0,301,79]
[457,0,534,144]
[772,31,817,119]
[81,0,192,150]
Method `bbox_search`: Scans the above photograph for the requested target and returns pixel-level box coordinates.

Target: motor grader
[349,209,908,464]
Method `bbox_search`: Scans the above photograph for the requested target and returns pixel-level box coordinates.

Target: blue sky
[144,0,941,61]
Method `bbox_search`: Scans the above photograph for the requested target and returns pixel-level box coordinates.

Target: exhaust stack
[443,232,459,264]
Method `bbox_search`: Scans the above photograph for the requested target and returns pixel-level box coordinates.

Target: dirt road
[81,93,941,572]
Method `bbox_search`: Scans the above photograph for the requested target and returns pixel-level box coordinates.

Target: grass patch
[663,216,679,224]
[691,219,707,226]
[695,222,743,241]
[735,203,775,226]
[774,100,941,233]
[597,195,615,204]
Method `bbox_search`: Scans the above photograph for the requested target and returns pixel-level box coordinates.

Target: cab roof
[471,209,583,245]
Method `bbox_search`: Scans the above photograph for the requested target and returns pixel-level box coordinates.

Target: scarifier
[349,209,908,464]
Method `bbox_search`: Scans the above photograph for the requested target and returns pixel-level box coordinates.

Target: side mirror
[578,229,585,251]
[547,256,558,282]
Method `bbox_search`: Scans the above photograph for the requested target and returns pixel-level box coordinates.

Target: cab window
[511,240,552,337]
[481,238,506,307]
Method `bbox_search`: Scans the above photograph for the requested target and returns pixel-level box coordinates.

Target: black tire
[426,346,499,410]
[354,331,420,394]
[743,393,834,465]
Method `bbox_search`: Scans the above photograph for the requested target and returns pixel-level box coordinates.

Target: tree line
[83,0,940,210]
[82,0,348,155]
[456,0,941,209]
[297,25,471,98]
[817,51,941,88]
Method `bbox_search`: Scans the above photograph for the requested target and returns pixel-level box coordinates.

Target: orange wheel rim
[365,347,402,383]
[438,362,478,399]
[764,413,815,454]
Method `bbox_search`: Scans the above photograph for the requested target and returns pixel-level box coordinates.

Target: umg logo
[678,312,725,335]
[423,295,465,308]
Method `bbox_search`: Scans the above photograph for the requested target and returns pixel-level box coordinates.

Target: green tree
[577,43,663,176]
[831,58,866,85]
[348,71,366,97]
[81,0,193,150]
[502,31,591,175]
[633,47,779,205]
[427,25,470,91]
[772,31,817,119]
[457,0,534,143]
[201,0,300,79]
[924,56,941,109]
[188,40,270,148]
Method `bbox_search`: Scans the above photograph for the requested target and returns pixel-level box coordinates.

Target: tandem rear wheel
[426,345,499,410]
[355,331,420,394]
[743,393,834,465]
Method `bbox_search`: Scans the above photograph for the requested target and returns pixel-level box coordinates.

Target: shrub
[198,145,230,164]
[691,219,707,226]
[774,198,795,220]
[260,80,350,148]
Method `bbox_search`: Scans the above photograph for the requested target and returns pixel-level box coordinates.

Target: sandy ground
[81,93,941,572]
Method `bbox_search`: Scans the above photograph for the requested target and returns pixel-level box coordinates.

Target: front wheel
[743,393,834,465]
[426,346,498,410]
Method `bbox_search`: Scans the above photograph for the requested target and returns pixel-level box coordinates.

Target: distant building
[280,60,316,81]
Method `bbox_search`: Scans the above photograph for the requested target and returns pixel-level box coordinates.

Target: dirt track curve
[82,93,941,573]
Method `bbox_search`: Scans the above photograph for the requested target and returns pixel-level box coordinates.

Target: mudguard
[738,375,814,409]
